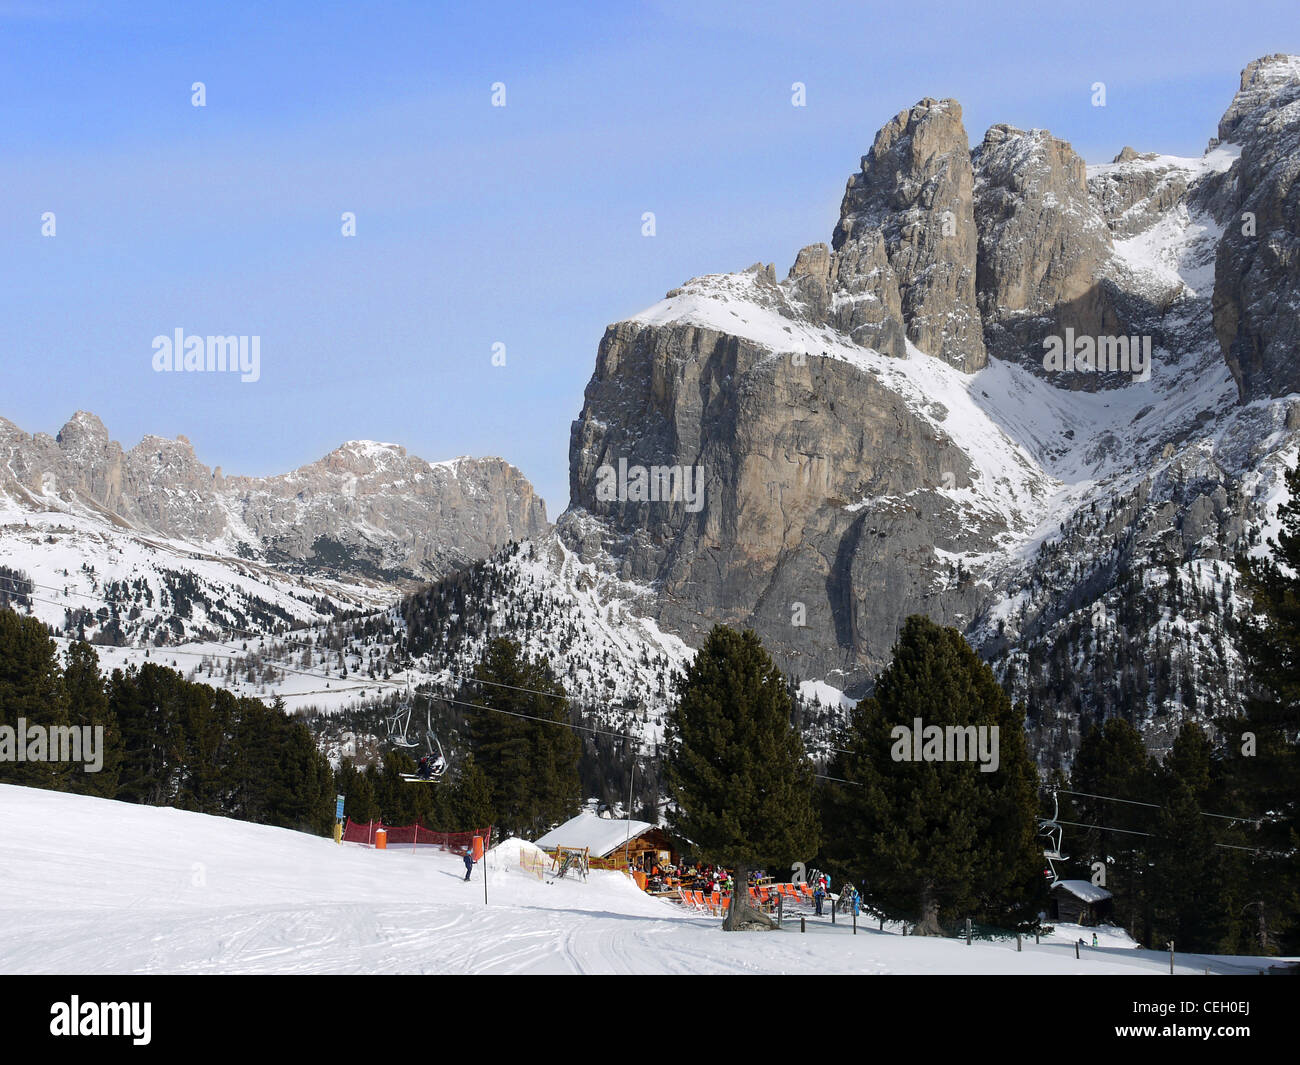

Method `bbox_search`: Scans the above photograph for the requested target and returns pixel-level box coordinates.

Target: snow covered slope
[2,784,1282,975]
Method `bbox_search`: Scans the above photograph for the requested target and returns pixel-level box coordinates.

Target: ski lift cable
[1054,788,1264,826]
[411,691,638,741]
[17,582,1292,848]
[29,600,643,746]
[16,578,1274,812]
[15,574,833,736]
[1052,818,1284,855]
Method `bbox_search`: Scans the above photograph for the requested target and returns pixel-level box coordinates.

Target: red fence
[342,818,492,852]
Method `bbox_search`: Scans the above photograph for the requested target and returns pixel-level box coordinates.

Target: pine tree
[462,638,580,838]
[664,625,819,931]
[452,754,495,831]
[822,615,1041,935]
[1070,717,1154,942]
[1148,724,1221,951]
[62,640,122,797]
[336,760,380,825]
[0,609,72,790]
[1226,456,1300,953]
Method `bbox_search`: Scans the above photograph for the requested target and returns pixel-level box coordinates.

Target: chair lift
[1039,789,1068,887]
[400,702,447,783]
[386,679,418,748]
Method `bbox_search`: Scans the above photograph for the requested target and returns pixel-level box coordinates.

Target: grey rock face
[227,444,549,579]
[832,99,986,370]
[1091,149,1194,238]
[973,125,1118,371]
[0,412,549,583]
[565,313,1000,684]
[1211,55,1300,401]
[1218,54,1300,142]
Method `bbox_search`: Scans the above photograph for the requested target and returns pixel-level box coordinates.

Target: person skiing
[813,880,825,916]
[1092,931,1098,947]
[463,849,475,882]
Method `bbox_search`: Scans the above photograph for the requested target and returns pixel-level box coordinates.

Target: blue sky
[2,0,1296,514]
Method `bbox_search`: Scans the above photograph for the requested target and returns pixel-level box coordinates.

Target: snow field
[0,785,1281,975]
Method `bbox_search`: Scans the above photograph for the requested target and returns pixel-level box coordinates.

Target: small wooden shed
[1050,880,1114,926]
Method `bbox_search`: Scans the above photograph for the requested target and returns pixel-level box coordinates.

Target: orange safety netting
[341,818,492,851]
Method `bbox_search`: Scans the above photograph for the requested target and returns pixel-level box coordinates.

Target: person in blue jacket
[463,849,475,881]
[813,880,825,916]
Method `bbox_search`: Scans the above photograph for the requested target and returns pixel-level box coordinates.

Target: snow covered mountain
[6,56,1299,777]
[0,410,549,644]
[415,54,1300,768]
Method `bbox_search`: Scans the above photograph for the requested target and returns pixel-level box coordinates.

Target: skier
[417,755,433,780]
[813,880,825,916]
[1092,932,1098,947]
[463,849,475,882]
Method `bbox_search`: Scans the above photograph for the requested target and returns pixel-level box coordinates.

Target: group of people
[678,861,734,893]
[628,852,677,893]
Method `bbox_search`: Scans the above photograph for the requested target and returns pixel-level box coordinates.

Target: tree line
[0,609,334,834]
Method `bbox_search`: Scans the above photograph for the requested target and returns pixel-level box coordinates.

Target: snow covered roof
[534,811,658,858]
[1052,879,1113,903]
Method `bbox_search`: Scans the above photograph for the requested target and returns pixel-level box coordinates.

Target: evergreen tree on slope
[664,625,818,931]
[822,616,1040,935]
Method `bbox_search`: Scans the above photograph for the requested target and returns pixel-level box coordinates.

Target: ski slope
[0,785,1283,975]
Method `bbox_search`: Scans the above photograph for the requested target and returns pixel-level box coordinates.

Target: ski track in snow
[2,785,1288,976]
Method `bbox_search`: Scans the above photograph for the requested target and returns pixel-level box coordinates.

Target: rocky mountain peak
[1112,146,1157,164]
[831,96,985,370]
[56,410,111,454]
[559,52,1300,743]
[1217,53,1300,143]
[1,411,548,584]
[972,121,1117,370]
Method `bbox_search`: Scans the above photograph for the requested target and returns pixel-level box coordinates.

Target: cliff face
[564,305,1005,680]
[973,125,1120,375]
[0,412,548,584]
[559,54,1300,733]
[831,98,986,370]
[1211,55,1300,401]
